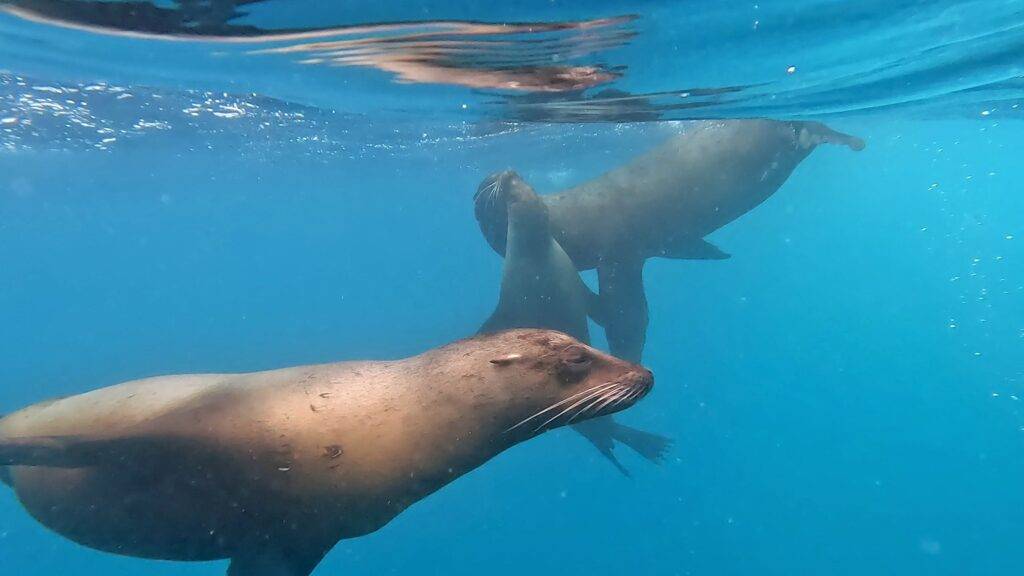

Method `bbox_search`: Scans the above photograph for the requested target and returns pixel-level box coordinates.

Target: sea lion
[475,119,865,361]
[476,170,670,475]
[0,329,652,576]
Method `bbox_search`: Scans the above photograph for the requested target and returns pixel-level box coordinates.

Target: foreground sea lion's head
[473,169,541,256]
[457,329,654,439]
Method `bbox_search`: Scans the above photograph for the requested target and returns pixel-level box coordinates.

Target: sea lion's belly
[10,465,245,560]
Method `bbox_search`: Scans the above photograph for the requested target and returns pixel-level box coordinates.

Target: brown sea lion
[476,171,670,475]
[475,119,865,361]
[0,329,653,576]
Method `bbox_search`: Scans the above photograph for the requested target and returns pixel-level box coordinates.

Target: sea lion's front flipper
[595,259,648,363]
[227,543,331,576]
[659,237,731,261]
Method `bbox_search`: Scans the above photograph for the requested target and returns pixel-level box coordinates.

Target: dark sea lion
[476,171,670,475]
[0,329,653,576]
[475,119,865,361]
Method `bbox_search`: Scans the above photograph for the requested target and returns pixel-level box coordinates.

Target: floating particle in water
[1006,235,1014,240]
[786,66,797,74]
[980,110,991,116]
[919,539,941,555]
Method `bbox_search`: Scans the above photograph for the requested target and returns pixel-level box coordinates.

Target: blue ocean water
[2,2,1024,575]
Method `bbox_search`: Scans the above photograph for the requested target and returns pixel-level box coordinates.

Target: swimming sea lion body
[476,171,670,474]
[478,170,592,341]
[0,330,653,575]
[475,119,865,360]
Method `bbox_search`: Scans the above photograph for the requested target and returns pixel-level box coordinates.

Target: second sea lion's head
[474,169,543,256]
[468,329,654,440]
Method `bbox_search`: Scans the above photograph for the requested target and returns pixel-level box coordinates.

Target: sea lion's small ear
[489,354,523,366]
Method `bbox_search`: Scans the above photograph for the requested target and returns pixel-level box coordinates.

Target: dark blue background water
[3,0,1024,574]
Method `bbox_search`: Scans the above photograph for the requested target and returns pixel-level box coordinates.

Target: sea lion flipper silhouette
[594,259,649,364]
[571,419,631,477]
[660,237,731,260]
[227,545,330,576]
[605,421,673,463]
[797,121,865,151]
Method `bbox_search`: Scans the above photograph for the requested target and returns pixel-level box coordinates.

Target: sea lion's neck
[506,199,551,257]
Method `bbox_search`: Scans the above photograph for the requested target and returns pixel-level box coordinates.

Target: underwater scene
[2,1,1024,575]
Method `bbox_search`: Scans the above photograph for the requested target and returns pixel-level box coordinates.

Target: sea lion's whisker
[483,178,502,213]
[505,381,619,433]
[564,389,611,424]
[532,383,623,433]
[580,386,632,419]
[585,386,633,418]
[612,385,646,410]
[567,386,627,423]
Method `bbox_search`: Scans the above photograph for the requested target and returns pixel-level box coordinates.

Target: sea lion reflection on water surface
[0,329,653,576]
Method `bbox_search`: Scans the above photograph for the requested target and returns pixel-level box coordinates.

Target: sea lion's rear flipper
[594,259,648,363]
[227,544,330,576]
[607,421,673,463]
[659,237,731,261]
[572,419,631,477]
[797,122,866,152]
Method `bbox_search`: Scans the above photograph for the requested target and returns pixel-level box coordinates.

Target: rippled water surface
[1,2,1024,576]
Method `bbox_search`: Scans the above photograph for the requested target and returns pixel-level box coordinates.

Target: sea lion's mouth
[505,369,654,435]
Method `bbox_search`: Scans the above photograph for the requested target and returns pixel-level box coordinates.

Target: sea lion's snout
[606,366,654,412]
[474,169,542,255]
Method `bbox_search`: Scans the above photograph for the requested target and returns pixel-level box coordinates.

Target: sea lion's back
[0,373,226,439]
